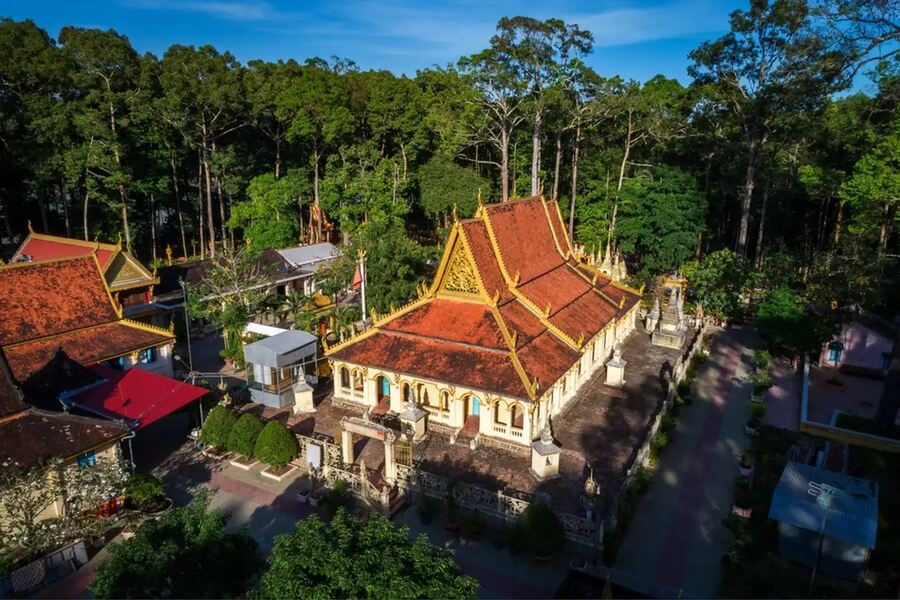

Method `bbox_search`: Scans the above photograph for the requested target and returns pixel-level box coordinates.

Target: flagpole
[358,249,367,319]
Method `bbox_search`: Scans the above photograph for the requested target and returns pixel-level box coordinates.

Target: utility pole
[179,277,194,372]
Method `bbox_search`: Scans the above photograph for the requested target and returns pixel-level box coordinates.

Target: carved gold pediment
[439,241,480,296]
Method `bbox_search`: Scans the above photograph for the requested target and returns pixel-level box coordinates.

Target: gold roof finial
[577,332,585,347]
[27,220,34,234]
[452,203,459,223]
[116,232,122,250]
[477,188,483,207]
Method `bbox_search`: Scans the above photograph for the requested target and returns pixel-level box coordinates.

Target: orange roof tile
[5,322,172,383]
[0,256,119,346]
[330,195,640,399]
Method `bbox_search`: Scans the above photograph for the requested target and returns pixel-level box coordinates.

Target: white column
[341,430,354,464]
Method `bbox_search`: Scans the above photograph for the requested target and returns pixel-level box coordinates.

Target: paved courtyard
[613,327,757,598]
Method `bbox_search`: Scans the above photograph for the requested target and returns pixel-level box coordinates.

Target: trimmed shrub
[124,472,165,508]
[660,414,675,435]
[752,350,770,370]
[227,413,264,458]
[253,420,299,469]
[200,405,237,449]
[520,502,565,557]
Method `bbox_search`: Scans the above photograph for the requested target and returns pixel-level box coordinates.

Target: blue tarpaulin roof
[768,461,878,548]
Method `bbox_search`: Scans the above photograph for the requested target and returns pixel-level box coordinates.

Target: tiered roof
[329,195,640,401]
[0,255,174,383]
[11,231,158,292]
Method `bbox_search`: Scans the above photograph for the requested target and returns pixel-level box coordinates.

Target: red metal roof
[17,236,116,269]
[71,366,207,429]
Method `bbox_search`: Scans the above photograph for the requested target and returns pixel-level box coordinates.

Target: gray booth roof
[243,330,318,368]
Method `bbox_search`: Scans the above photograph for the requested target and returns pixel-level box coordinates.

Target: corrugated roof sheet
[276,243,339,268]
[768,461,879,548]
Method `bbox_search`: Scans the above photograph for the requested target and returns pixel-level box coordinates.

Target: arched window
[340,367,350,389]
[402,382,413,403]
[439,391,450,412]
[493,401,507,425]
[352,370,363,392]
[510,404,523,429]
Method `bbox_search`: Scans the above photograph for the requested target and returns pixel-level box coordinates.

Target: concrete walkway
[613,328,757,598]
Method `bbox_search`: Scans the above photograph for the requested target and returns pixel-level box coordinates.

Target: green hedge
[227,413,264,457]
[520,502,565,557]
[200,405,237,449]
[253,420,299,469]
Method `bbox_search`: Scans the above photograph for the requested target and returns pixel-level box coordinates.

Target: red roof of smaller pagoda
[71,366,207,429]
[15,236,117,269]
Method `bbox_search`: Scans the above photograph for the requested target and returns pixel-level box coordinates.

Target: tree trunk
[203,147,216,258]
[833,199,844,245]
[754,181,768,267]
[106,88,131,250]
[736,141,757,257]
[313,145,322,243]
[879,201,892,254]
[531,107,542,196]
[216,173,227,249]
[83,189,90,241]
[150,192,157,262]
[37,192,48,233]
[275,136,282,179]
[171,157,188,258]
[198,149,205,259]
[553,132,562,201]
[568,125,581,241]
[400,143,408,181]
[695,229,704,260]
[617,111,634,193]
[500,129,510,202]
[59,180,71,237]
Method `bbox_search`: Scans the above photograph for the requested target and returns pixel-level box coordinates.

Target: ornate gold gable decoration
[440,242,480,296]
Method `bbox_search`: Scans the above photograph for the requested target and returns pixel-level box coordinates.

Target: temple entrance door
[378,376,390,400]
[470,396,481,417]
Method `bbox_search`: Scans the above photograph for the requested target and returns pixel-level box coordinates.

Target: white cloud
[123,0,290,22]
[571,1,732,47]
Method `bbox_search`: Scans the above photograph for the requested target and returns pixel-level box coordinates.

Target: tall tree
[690,0,841,258]
[160,45,244,258]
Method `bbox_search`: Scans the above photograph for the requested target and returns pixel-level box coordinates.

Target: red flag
[351,265,362,291]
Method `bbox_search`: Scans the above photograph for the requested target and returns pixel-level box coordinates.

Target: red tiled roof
[330,195,640,399]
[16,236,116,269]
[0,256,119,346]
[382,299,506,350]
[5,322,172,383]
[71,366,207,430]
[332,329,530,398]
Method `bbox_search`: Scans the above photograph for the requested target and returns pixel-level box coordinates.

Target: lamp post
[178,277,194,372]
[809,486,835,597]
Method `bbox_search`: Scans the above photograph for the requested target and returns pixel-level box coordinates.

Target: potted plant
[521,502,564,564]
[124,472,170,514]
[418,495,437,525]
[227,413,264,468]
[200,405,237,457]
[253,420,300,480]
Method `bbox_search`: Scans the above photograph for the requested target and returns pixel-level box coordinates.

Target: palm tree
[329,306,360,342]
[280,291,310,326]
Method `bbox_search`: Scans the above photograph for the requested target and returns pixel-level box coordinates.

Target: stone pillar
[364,378,378,407]
[389,379,403,413]
[341,429,354,464]
[384,435,396,484]
[605,345,627,387]
[530,422,561,481]
[523,406,534,442]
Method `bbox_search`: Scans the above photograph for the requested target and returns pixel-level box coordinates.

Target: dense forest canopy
[0,0,898,315]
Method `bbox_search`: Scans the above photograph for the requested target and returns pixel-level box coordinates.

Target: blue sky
[5,0,744,83]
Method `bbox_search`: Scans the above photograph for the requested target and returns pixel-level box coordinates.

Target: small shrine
[605,345,627,386]
[648,275,689,349]
[530,422,561,481]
